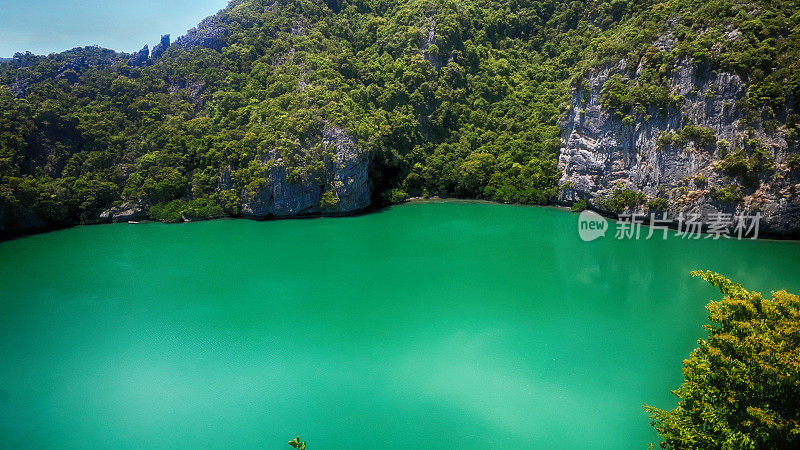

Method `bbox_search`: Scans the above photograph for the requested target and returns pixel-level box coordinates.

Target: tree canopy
[645,271,800,449]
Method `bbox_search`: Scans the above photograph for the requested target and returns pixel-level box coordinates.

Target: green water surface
[1,202,798,449]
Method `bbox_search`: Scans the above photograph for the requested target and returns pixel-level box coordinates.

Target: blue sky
[0,0,230,57]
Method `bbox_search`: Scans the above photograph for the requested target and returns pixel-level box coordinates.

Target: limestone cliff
[240,127,371,218]
[558,40,800,236]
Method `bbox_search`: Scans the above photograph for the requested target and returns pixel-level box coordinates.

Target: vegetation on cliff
[0,0,798,234]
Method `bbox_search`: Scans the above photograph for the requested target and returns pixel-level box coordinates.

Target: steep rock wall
[558,56,800,236]
[241,127,371,217]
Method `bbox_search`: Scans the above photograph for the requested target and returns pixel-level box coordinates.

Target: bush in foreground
[645,271,800,449]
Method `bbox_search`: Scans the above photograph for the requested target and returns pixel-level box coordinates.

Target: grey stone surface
[10,77,29,98]
[241,127,371,217]
[174,17,228,51]
[127,45,150,67]
[99,203,148,222]
[151,35,171,59]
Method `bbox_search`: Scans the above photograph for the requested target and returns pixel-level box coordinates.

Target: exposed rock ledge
[240,127,371,217]
[99,203,148,223]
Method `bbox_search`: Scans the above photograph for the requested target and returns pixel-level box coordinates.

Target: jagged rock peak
[127,45,150,67]
[151,35,170,59]
[174,16,228,51]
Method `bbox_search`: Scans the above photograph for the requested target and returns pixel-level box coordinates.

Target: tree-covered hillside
[0,0,798,234]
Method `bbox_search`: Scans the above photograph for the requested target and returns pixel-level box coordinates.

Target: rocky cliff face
[558,44,800,236]
[127,45,150,67]
[241,127,371,218]
[151,35,171,60]
[174,16,228,51]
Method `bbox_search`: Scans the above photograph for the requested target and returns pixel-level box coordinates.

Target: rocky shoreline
[4,197,798,242]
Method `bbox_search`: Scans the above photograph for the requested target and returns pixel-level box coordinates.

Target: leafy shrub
[717,151,750,177]
[600,74,632,117]
[622,115,635,126]
[320,190,340,209]
[571,199,587,211]
[601,74,679,120]
[656,125,716,150]
[749,147,774,172]
[597,188,646,212]
[647,197,669,210]
[693,175,707,187]
[716,147,774,185]
[386,188,409,203]
[657,131,678,148]
[788,154,800,171]
[716,139,730,156]
[709,185,743,203]
[679,125,717,148]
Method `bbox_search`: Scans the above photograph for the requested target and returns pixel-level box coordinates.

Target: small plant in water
[289,436,307,449]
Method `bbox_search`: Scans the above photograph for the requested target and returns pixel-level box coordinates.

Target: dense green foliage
[149,198,225,223]
[570,198,588,212]
[581,0,800,123]
[645,272,800,449]
[647,197,669,211]
[0,0,798,233]
[597,186,646,212]
[709,185,744,203]
[716,141,775,186]
[656,125,717,151]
